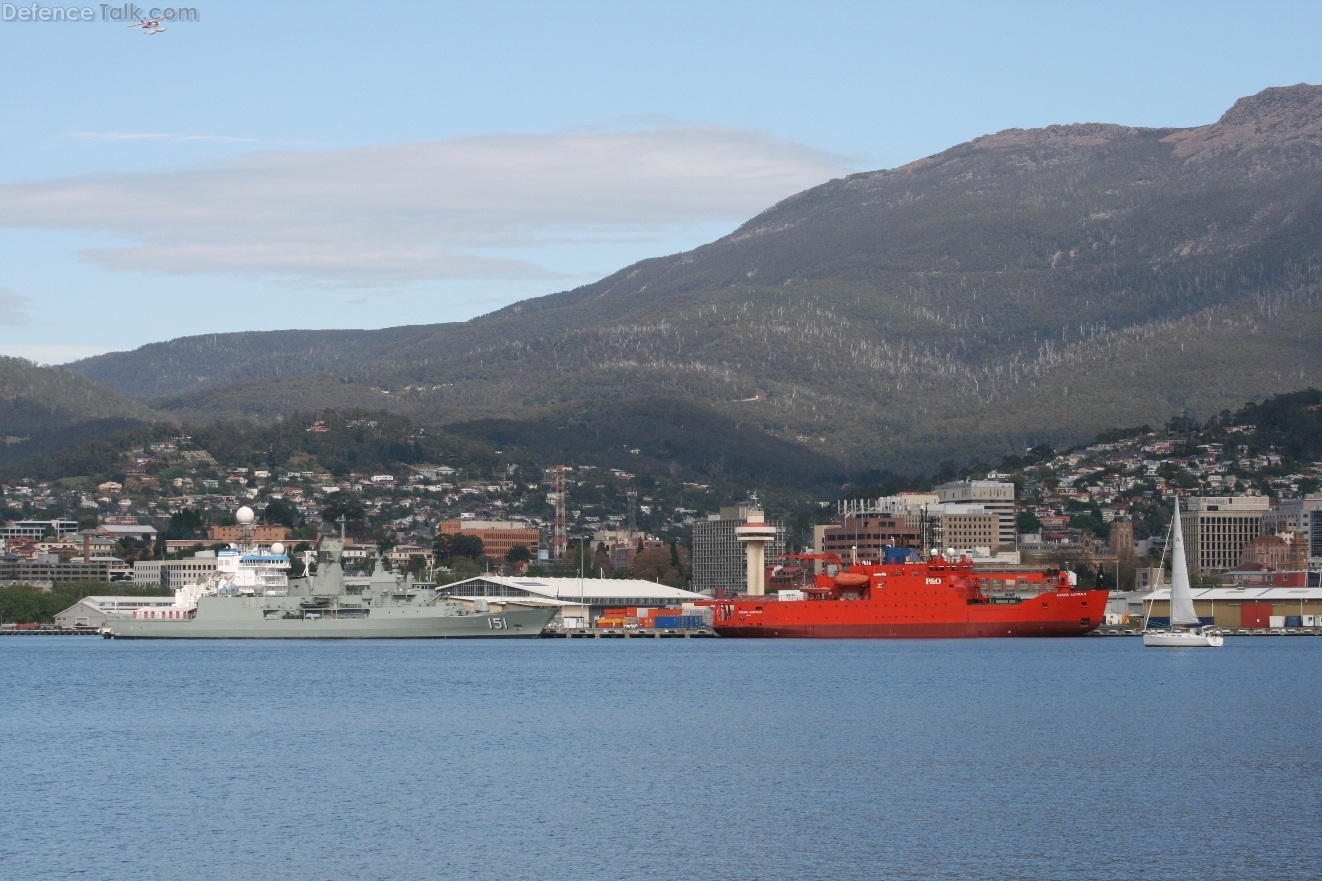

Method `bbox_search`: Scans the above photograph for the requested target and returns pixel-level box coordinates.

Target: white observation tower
[736,509,778,596]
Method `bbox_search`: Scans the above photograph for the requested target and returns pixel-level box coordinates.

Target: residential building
[692,505,787,596]
[1183,495,1271,575]
[387,544,435,568]
[935,481,1016,549]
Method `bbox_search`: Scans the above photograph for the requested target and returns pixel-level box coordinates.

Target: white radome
[270,542,285,556]
[236,506,255,525]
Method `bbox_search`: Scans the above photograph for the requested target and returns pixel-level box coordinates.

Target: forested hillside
[66,85,1322,471]
[0,356,157,465]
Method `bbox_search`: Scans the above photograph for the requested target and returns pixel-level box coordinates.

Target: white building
[133,552,217,587]
[439,575,707,625]
[54,595,179,629]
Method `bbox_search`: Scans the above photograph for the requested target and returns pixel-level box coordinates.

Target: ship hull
[103,604,557,639]
[714,620,1095,638]
[711,590,1105,639]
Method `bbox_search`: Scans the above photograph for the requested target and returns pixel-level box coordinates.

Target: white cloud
[0,344,117,365]
[0,288,27,325]
[69,132,260,143]
[0,127,850,285]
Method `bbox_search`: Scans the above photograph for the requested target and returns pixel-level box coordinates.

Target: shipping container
[1269,616,1286,628]
[1304,615,1319,627]
[1285,616,1303,628]
[1240,604,1273,628]
[654,615,703,629]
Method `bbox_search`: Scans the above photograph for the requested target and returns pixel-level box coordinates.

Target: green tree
[434,533,484,561]
[261,498,296,527]
[0,581,172,624]
[166,508,205,540]
[506,543,532,564]
[1016,511,1042,533]
[288,541,312,577]
[321,492,366,536]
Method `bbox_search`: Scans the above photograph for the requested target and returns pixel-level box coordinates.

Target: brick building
[439,520,540,560]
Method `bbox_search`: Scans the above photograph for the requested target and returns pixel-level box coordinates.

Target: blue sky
[1,0,1320,363]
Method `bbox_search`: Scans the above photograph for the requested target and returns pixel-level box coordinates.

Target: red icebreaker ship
[709,550,1106,638]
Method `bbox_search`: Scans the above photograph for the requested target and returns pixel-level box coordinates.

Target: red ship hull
[709,555,1106,639]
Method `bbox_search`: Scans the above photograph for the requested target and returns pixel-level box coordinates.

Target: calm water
[2,636,1319,880]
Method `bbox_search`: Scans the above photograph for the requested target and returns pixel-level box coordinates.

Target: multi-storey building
[0,520,79,540]
[0,559,112,584]
[813,514,920,563]
[932,505,1001,552]
[1262,496,1322,563]
[934,481,1016,549]
[439,520,540,560]
[1183,495,1271,574]
[133,554,218,587]
[692,505,787,596]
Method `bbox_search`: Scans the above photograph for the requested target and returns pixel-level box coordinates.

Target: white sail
[1168,499,1201,628]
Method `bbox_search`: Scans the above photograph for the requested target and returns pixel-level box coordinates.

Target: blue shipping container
[1285,616,1303,628]
[654,615,702,629]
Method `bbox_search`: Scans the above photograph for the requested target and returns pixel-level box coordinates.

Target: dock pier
[542,627,717,639]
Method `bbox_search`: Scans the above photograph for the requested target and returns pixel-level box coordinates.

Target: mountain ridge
[66,84,1322,470]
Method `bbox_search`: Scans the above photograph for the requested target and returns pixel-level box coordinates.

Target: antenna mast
[549,466,568,560]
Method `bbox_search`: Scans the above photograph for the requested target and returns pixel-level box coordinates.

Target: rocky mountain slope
[69,85,1322,470]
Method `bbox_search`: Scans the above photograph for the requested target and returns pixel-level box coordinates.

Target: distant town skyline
[2,0,1321,363]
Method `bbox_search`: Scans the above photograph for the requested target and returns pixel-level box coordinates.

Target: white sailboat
[1144,497,1224,647]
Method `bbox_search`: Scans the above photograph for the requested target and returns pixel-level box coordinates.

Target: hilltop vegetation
[2,399,844,495]
[0,356,157,466]
[65,85,1322,471]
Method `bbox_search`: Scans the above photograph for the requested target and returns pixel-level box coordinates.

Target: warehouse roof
[440,575,706,605]
[1144,587,1322,601]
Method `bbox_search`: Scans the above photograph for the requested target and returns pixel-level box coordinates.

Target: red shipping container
[1240,604,1273,628]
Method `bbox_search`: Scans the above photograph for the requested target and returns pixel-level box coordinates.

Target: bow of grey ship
[102,509,557,639]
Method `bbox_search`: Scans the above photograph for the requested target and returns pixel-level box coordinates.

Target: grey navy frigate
[101,508,557,639]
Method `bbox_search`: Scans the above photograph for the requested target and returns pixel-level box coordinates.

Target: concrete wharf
[542,626,717,639]
[0,627,101,636]
[1090,625,1322,637]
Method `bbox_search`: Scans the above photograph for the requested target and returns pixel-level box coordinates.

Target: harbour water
[2,637,1319,880]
